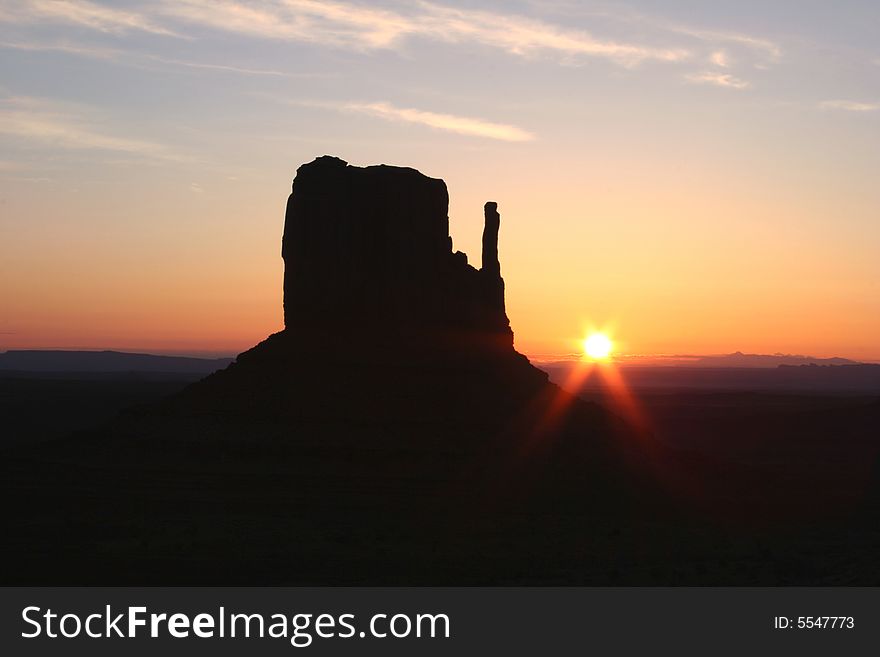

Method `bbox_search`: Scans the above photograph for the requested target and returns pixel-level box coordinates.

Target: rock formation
[281,156,511,346]
[189,156,548,424]
[481,201,506,323]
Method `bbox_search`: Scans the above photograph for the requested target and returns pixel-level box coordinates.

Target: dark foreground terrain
[2,364,878,585]
[0,373,197,446]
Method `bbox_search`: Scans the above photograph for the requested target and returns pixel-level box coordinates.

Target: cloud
[709,50,729,67]
[528,4,780,82]
[0,38,120,59]
[146,55,288,77]
[820,100,880,112]
[280,98,534,141]
[159,0,411,49]
[1,0,178,36]
[0,95,189,160]
[5,1,791,76]
[685,71,749,90]
[157,0,690,67]
[342,101,535,141]
[0,40,291,77]
[411,2,690,66]
[667,23,780,60]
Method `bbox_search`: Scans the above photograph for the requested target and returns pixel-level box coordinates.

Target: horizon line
[2,346,878,366]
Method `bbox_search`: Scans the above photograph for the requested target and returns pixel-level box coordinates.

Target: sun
[583,333,613,360]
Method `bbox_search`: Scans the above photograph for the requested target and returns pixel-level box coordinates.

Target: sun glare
[583,333,613,360]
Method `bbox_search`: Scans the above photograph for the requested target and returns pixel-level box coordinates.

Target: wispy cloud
[163,0,690,67]
[526,4,780,86]
[343,101,535,141]
[159,0,411,49]
[0,0,697,71]
[14,1,806,73]
[820,100,880,112]
[709,50,729,67]
[686,71,749,90]
[0,95,189,160]
[665,22,781,60]
[531,4,781,61]
[146,55,289,77]
[3,1,788,80]
[0,38,119,59]
[1,0,178,36]
[410,2,690,66]
[289,98,534,141]
[0,39,292,77]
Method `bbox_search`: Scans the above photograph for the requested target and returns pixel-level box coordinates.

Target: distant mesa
[0,350,232,375]
[688,352,860,368]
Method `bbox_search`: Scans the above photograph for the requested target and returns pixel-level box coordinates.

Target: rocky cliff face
[281,156,511,345]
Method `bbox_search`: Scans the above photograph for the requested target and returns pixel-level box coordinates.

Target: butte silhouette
[170,156,554,420]
[150,156,630,445]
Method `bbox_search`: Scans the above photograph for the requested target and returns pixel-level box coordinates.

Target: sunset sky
[1,1,878,360]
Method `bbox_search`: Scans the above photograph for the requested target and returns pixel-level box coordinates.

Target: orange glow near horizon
[2,153,879,362]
